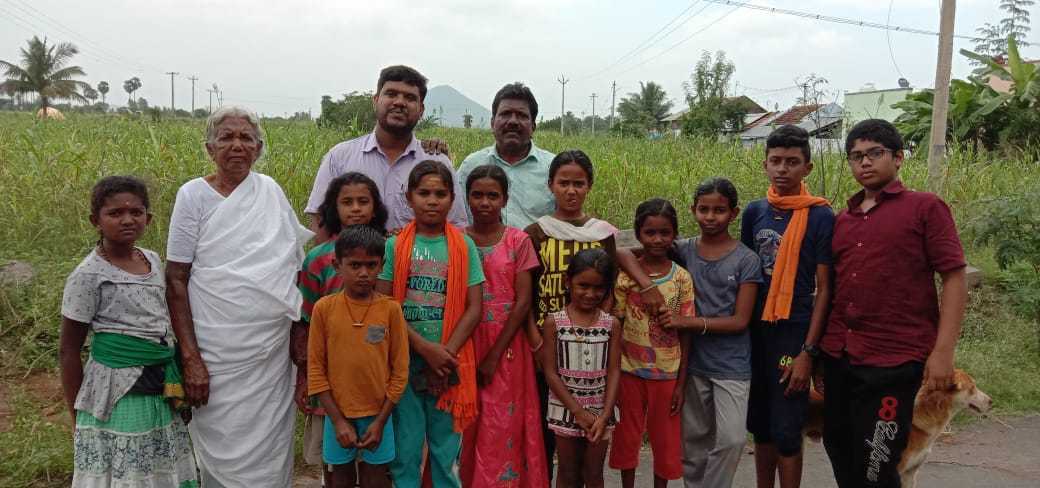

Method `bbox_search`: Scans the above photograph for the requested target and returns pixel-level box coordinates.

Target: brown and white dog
[804,369,992,488]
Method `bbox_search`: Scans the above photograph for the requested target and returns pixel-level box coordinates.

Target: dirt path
[607,415,1040,488]
[291,416,1040,487]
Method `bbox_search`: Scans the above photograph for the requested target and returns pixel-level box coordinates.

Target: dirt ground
[290,415,1040,487]
[5,374,1035,488]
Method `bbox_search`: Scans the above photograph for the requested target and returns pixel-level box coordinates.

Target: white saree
[184,172,313,487]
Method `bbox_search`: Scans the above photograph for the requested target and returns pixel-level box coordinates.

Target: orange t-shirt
[308,292,409,418]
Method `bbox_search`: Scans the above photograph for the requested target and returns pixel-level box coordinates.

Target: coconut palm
[0,36,90,111]
[97,81,109,104]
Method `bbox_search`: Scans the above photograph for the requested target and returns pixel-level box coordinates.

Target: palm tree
[0,36,90,111]
[97,81,109,104]
[123,77,141,105]
[83,86,98,106]
[617,81,673,131]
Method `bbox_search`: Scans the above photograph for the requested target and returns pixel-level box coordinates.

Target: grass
[1,111,1039,485]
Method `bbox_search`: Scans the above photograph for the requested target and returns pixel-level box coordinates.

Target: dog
[803,369,992,488]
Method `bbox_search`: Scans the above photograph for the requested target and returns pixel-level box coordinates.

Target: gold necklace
[346,294,374,327]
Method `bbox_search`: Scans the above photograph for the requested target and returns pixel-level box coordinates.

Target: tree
[681,50,747,137]
[894,36,1038,152]
[617,81,673,134]
[317,91,376,130]
[83,86,98,105]
[972,0,1033,61]
[123,77,141,105]
[97,81,109,103]
[463,113,473,129]
[999,0,1034,47]
[0,36,90,111]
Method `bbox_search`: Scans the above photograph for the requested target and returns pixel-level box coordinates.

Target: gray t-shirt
[61,248,171,420]
[675,237,763,380]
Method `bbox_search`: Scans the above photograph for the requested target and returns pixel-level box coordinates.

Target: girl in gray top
[666,178,762,488]
[59,176,198,488]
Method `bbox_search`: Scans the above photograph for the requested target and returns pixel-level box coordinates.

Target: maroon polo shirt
[822,179,965,367]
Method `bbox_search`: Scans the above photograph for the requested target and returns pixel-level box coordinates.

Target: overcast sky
[2,0,1034,118]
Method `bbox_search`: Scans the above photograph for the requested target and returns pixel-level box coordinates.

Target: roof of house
[772,104,822,125]
[659,96,768,123]
[739,103,844,140]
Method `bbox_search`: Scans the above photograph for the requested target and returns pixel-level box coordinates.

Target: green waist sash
[90,332,186,410]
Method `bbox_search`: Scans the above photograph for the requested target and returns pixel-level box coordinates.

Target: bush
[970,188,1040,352]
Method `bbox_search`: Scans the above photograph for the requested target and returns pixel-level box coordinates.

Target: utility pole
[557,76,569,135]
[207,88,216,113]
[590,93,598,135]
[609,81,617,129]
[165,71,179,112]
[927,0,957,193]
[188,76,198,116]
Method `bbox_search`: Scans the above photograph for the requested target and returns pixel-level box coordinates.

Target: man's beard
[380,117,417,137]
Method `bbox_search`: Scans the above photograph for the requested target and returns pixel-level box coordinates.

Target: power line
[2,0,164,73]
[615,4,742,76]
[581,1,710,80]
[702,0,975,40]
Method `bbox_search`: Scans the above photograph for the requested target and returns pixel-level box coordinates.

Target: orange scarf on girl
[392,221,477,432]
[761,182,829,322]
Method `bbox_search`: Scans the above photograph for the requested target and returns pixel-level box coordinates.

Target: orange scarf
[392,221,477,432]
[761,182,829,322]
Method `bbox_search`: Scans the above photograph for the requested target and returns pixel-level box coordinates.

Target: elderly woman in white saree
[166,106,313,487]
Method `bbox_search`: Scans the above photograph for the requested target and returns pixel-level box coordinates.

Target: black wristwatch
[802,343,820,358]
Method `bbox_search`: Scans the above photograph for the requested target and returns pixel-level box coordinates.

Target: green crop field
[1,111,1039,486]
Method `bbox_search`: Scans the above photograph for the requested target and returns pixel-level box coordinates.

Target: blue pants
[389,382,461,488]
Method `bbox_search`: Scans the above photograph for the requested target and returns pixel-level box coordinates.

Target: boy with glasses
[820,119,968,488]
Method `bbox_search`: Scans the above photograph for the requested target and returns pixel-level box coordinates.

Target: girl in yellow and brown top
[308,225,409,488]
[609,199,695,488]
[524,149,665,481]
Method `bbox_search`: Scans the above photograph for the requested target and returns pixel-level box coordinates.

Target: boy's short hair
[377,65,428,102]
[845,119,904,156]
[334,224,386,260]
[766,125,811,162]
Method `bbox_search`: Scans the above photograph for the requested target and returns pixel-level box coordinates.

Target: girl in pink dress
[460,165,549,487]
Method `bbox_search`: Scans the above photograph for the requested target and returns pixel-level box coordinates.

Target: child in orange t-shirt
[309,225,409,488]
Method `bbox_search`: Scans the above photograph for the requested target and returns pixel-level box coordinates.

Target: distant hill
[424,85,492,128]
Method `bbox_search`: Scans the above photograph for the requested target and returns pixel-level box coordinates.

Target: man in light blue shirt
[457,83,555,229]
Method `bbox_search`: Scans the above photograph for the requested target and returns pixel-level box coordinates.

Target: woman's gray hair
[204,106,267,161]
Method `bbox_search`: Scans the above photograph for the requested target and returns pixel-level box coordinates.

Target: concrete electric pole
[166,71,179,111]
[188,76,198,115]
[590,93,598,135]
[926,0,957,193]
[558,76,569,136]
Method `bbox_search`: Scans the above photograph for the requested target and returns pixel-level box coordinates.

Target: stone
[0,260,34,287]
[965,265,984,289]
[615,228,642,250]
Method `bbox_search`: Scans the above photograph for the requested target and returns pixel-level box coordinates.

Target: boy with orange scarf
[741,125,834,488]
[376,161,485,488]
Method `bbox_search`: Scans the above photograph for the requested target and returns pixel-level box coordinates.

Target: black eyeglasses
[847,147,891,163]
